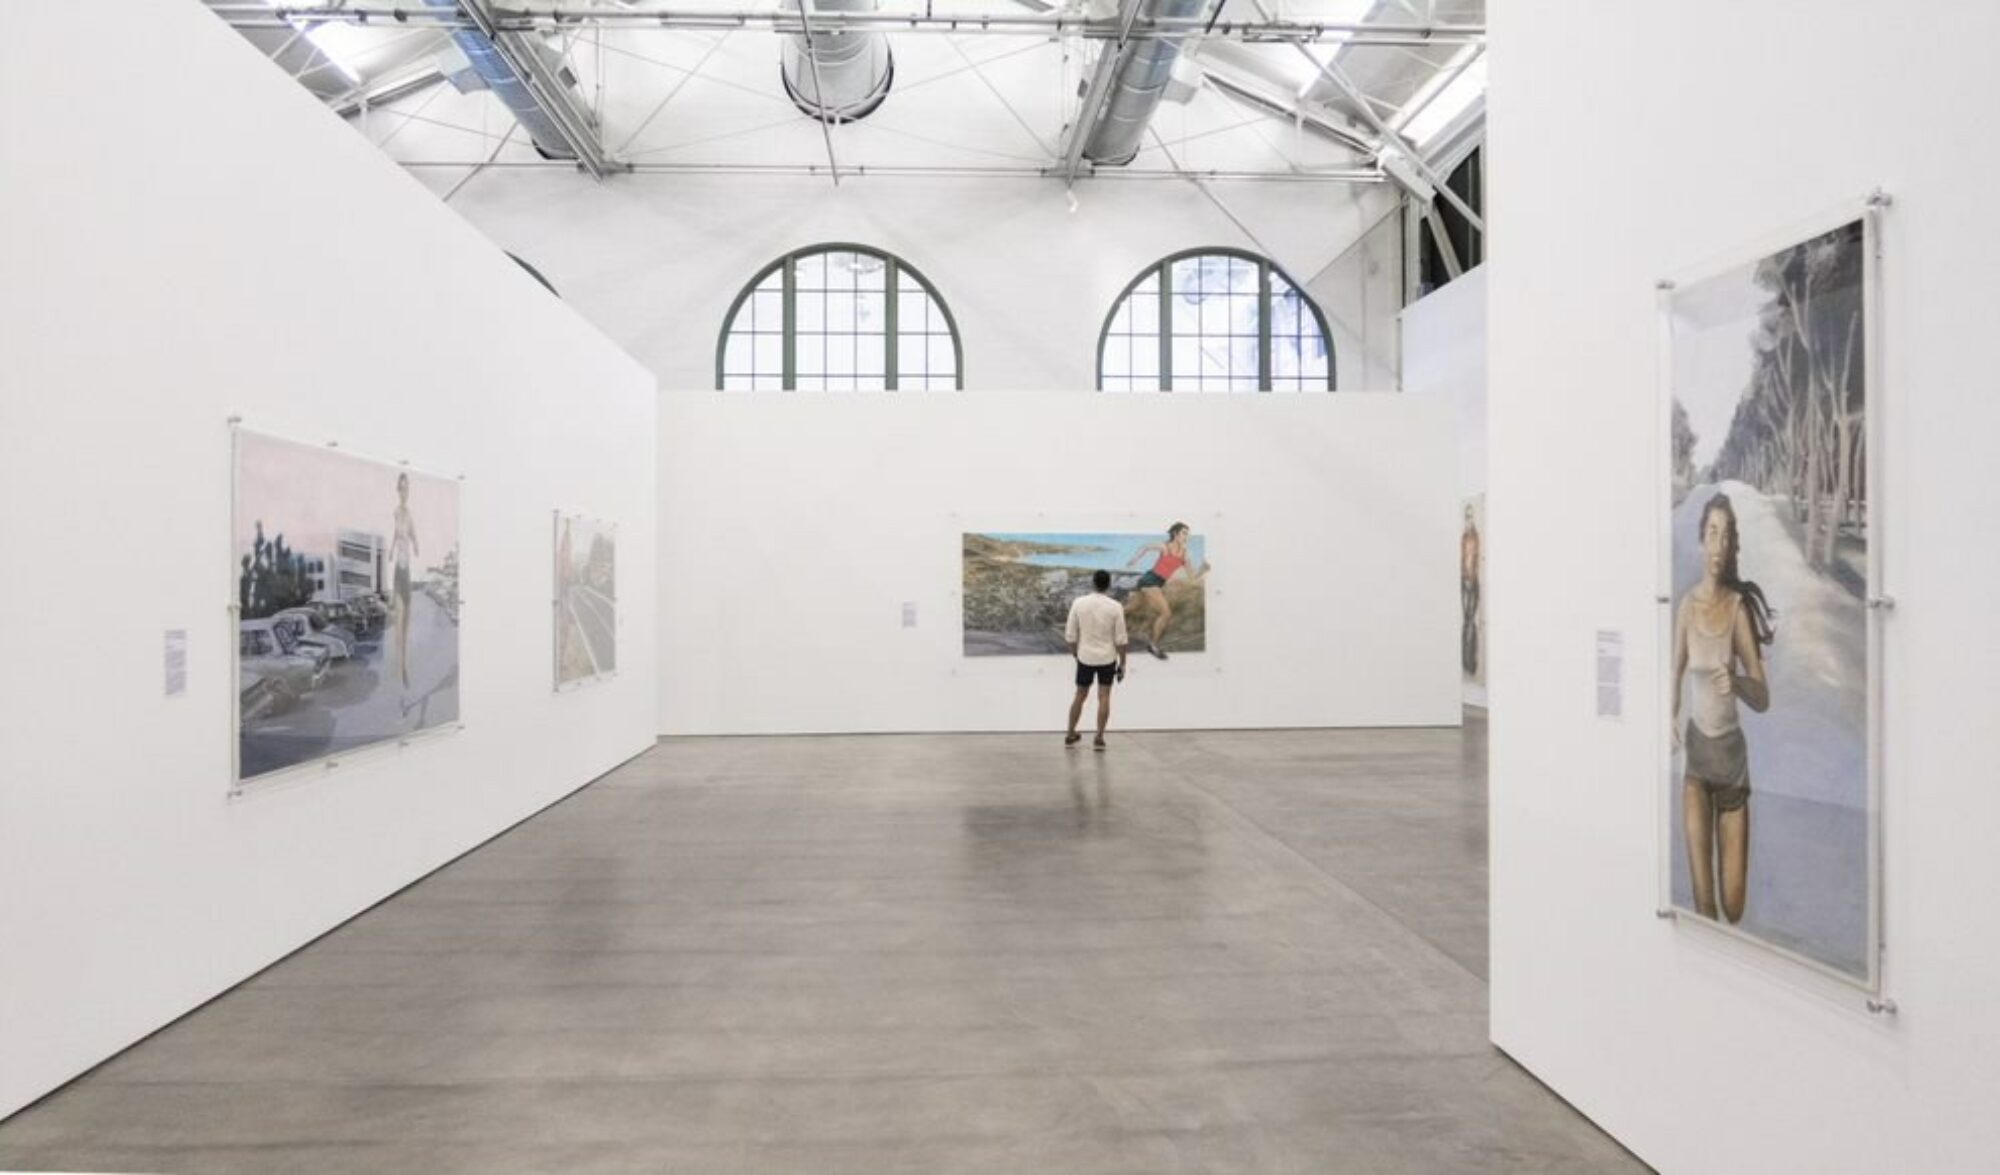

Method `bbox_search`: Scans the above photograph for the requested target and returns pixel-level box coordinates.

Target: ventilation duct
[779,0,894,122]
[1082,0,1212,166]
[424,0,587,159]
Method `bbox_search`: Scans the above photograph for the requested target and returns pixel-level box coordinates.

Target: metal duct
[779,0,894,122]
[422,0,581,159]
[1083,0,1212,166]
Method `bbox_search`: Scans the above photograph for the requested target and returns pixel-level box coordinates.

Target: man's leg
[1068,686,1089,739]
[1096,684,1112,738]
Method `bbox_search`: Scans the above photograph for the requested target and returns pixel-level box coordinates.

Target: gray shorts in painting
[1684,721,1751,812]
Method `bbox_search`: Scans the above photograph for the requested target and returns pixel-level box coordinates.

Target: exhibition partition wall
[1402,266,1489,707]
[0,0,659,1118]
[658,391,1459,735]
[1487,2,2000,1172]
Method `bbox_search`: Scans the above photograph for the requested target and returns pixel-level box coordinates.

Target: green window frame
[1097,248,1336,392]
[717,244,963,391]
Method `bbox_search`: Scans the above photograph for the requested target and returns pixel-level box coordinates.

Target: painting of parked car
[234,429,461,785]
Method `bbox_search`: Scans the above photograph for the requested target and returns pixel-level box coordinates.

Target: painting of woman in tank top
[1664,214,1873,984]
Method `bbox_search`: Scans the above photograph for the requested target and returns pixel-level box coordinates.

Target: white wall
[1488,3,2000,1172]
[1402,265,1488,707]
[0,0,658,1118]
[1401,264,1487,496]
[659,391,1458,735]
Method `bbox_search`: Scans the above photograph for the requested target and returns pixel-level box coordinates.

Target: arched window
[717,245,961,391]
[1098,249,1334,392]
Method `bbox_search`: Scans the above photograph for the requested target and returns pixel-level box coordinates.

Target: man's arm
[1114,605,1129,673]
[1064,600,1081,655]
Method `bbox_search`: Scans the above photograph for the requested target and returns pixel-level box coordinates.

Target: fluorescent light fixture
[264,1,366,84]
[1397,52,1486,145]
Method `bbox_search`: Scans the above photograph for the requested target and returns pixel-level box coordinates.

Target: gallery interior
[4,1,1997,1171]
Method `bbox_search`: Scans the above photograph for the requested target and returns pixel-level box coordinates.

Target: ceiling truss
[214,3,1485,188]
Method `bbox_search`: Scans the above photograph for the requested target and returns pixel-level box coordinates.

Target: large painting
[555,512,617,687]
[234,430,461,784]
[1663,214,1876,984]
[964,527,1209,658]
[1461,494,1485,691]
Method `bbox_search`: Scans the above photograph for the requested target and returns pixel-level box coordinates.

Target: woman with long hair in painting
[1671,491,1775,924]
[389,471,420,695]
[1124,522,1209,660]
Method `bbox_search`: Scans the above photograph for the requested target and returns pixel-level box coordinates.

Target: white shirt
[1064,592,1129,667]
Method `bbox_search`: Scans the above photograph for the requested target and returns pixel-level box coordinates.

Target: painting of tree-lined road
[1665,218,1872,980]
[555,514,617,686]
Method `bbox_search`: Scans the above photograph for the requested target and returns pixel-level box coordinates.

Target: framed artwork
[1461,494,1486,690]
[554,512,617,687]
[1659,199,1884,989]
[233,428,461,786]
[963,527,1210,660]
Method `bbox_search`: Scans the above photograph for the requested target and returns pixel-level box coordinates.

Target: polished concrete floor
[0,718,1646,1173]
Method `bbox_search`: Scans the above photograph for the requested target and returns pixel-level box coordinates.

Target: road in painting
[235,431,460,783]
[556,513,617,686]
[1665,218,1870,979]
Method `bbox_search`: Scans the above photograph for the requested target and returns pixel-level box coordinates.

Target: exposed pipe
[420,0,587,162]
[780,0,893,123]
[1082,0,1214,166]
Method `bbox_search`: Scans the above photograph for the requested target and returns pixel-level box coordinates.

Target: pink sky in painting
[234,430,459,571]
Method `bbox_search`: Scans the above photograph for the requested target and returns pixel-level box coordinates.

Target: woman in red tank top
[1124,522,1210,659]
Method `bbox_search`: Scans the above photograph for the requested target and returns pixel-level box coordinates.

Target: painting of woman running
[1664,214,1876,984]
[963,527,1210,658]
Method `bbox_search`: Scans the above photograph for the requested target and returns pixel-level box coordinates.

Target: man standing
[1064,570,1129,751]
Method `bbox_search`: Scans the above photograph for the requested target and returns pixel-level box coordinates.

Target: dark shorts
[1075,660,1117,688]
[1684,722,1751,812]
[1137,572,1167,590]
[394,565,412,601]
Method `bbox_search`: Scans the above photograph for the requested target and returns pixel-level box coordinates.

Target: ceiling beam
[214,6,1484,45]
[458,0,616,178]
[1058,0,1149,187]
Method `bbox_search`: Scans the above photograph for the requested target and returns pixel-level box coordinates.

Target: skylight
[1397,51,1486,145]
[263,0,366,84]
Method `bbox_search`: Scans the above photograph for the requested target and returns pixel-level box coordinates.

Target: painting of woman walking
[1664,215,1876,984]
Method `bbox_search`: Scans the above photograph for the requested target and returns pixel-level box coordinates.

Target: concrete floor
[0,718,1645,1173]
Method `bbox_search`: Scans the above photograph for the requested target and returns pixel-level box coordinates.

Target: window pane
[898,334,926,377]
[797,292,824,332]
[1199,340,1229,380]
[825,333,853,373]
[1129,293,1158,333]
[795,375,825,391]
[827,291,855,332]
[825,375,856,392]
[1170,337,1197,385]
[724,333,750,374]
[1102,337,1130,377]
[1133,341,1159,378]
[722,374,752,390]
[851,254,887,290]
[1172,289,1200,333]
[1101,376,1130,393]
[752,289,781,331]
[928,336,956,376]
[755,334,782,373]
[858,291,886,332]
[1108,300,1131,336]
[857,334,885,376]
[795,254,826,288]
